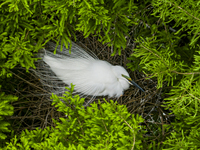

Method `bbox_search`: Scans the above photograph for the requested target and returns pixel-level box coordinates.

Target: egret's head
[112,65,145,95]
[122,74,145,92]
[112,66,130,90]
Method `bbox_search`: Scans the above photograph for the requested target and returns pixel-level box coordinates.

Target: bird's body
[35,41,144,106]
[43,44,130,98]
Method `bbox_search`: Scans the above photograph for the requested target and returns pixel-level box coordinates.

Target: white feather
[33,41,136,106]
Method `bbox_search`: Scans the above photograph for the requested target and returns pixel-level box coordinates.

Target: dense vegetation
[0,0,200,149]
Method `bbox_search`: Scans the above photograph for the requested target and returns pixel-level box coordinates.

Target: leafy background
[0,0,200,149]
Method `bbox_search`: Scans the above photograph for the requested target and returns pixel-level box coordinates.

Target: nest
[3,31,173,142]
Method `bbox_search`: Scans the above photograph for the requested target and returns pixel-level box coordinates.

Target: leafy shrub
[0,88,18,144]
[4,85,144,149]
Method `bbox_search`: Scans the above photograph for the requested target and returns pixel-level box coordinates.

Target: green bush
[4,85,144,149]
[0,0,200,149]
[0,87,18,142]
[127,0,200,149]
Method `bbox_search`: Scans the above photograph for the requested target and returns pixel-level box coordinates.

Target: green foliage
[0,0,142,78]
[0,88,18,141]
[153,0,200,47]
[126,0,200,149]
[1,0,200,149]
[4,84,144,149]
[163,129,200,150]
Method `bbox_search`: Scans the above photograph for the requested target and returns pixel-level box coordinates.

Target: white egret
[35,41,144,105]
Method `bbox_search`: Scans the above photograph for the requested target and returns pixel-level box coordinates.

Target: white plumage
[34,41,144,106]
